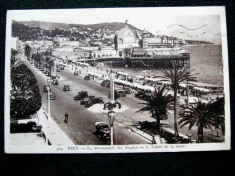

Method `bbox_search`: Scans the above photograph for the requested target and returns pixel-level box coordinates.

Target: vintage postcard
[5,7,230,153]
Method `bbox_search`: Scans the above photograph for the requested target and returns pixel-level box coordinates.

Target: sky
[7,7,226,44]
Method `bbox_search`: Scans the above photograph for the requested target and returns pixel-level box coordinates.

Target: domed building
[114,24,139,56]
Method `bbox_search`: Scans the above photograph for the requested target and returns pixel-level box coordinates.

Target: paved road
[21,55,223,144]
[22,58,150,145]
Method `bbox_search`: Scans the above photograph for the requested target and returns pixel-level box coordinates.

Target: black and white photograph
[4,7,230,153]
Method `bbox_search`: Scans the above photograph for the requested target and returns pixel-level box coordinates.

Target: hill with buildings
[12,20,213,45]
[15,20,70,30]
[15,21,141,32]
[71,22,140,31]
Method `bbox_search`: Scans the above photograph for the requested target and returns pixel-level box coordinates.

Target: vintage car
[51,75,60,80]
[80,96,95,105]
[123,87,132,94]
[43,85,51,92]
[63,85,70,91]
[95,122,110,140]
[179,108,191,116]
[109,89,126,100]
[135,90,145,99]
[74,91,88,100]
[74,71,79,75]
[85,97,104,108]
[84,74,93,80]
[52,80,59,85]
[49,93,56,100]
[101,80,110,87]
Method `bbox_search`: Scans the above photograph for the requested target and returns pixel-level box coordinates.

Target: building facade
[114,24,139,57]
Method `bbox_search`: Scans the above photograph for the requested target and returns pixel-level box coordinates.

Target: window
[119,51,123,57]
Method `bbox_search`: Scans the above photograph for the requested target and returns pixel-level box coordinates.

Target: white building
[114,24,139,50]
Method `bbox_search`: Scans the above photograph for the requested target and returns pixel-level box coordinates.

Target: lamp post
[108,111,115,145]
[47,79,51,120]
[54,61,57,76]
[186,78,189,105]
[187,133,192,143]
[103,72,121,145]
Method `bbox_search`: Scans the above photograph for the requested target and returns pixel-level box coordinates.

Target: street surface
[22,58,150,145]
[20,55,223,144]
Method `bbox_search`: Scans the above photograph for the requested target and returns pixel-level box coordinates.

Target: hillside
[13,20,214,45]
[15,20,140,32]
[15,20,70,30]
[71,22,140,31]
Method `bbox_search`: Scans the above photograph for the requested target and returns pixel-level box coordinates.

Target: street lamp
[108,111,115,145]
[47,78,51,120]
[103,72,121,145]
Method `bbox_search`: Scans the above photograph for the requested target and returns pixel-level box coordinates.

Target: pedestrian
[64,112,68,123]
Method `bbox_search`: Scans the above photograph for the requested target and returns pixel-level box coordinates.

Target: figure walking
[64,112,68,123]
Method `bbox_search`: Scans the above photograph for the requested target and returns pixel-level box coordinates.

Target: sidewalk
[38,107,74,145]
[10,133,47,145]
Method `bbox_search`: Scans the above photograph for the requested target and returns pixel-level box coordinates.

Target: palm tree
[178,101,214,142]
[136,86,174,133]
[210,97,225,136]
[45,56,54,76]
[160,63,197,136]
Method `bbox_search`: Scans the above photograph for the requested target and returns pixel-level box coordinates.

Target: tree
[45,56,54,76]
[136,86,174,133]
[11,49,19,68]
[178,101,214,142]
[160,63,197,136]
[24,44,31,59]
[32,53,41,68]
[11,50,42,120]
[210,97,225,136]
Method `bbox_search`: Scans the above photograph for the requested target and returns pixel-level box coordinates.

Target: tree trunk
[174,87,178,136]
[200,125,204,143]
[197,125,200,142]
[49,67,52,77]
[156,115,160,133]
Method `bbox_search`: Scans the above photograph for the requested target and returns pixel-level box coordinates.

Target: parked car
[63,85,70,91]
[101,80,110,87]
[84,74,93,80]
[123,87,132,94]
[109,89,126,100]
[135,90,145,98]
[81,96,95,105]
[179,107,191,116]
[44,85,51,92]
[85,97,104,108]
[74,91,88,100]
[116,89,126,98]
[52,80,59,85]
[95,122,110,140]
[106,82,110,88]
[74,71,79,75]
[143,90,152,99]
[51,75,60,80]
[49,93,56,100]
